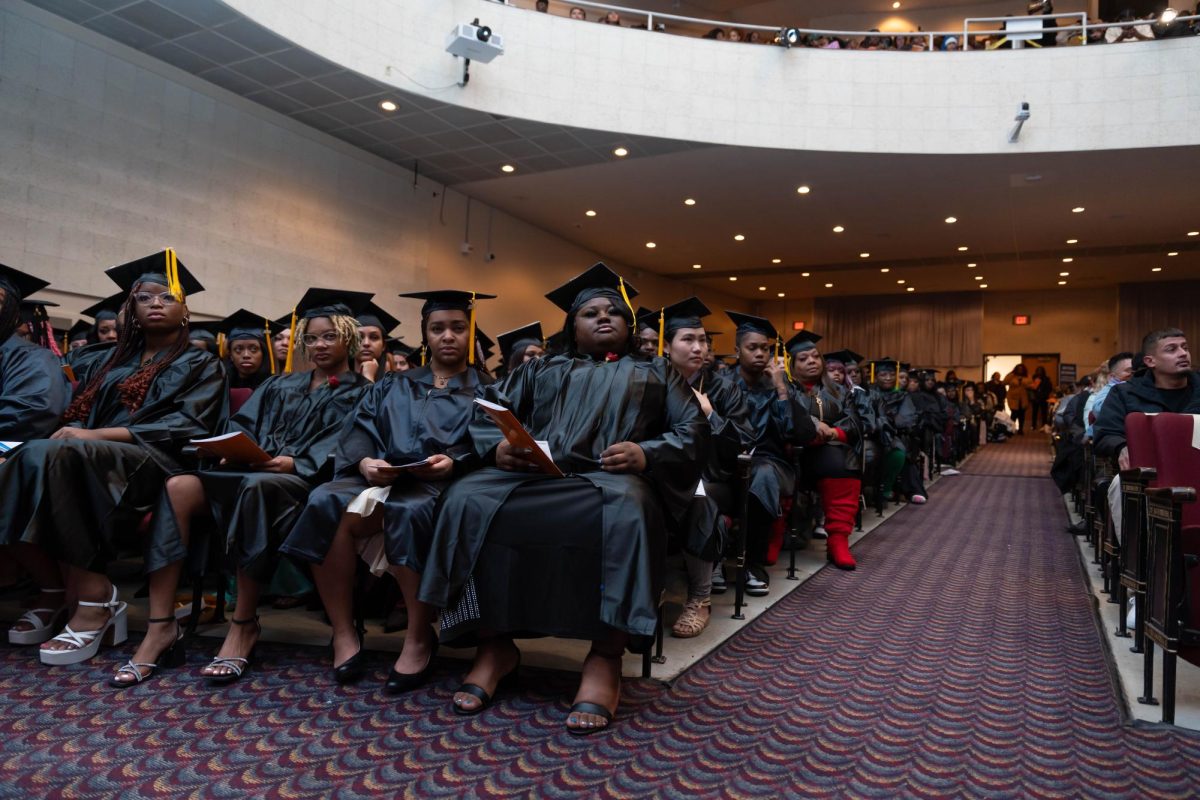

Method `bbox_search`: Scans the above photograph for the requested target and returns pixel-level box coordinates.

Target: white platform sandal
[7,587,67,645]
[39,586,128,666]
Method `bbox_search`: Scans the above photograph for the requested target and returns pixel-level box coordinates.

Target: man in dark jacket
[1094,328,1200,470]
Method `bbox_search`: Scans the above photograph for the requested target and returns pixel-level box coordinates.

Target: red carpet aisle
[1,435,1199,798]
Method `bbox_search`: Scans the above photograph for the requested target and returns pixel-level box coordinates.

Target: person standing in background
[1004,364,1033,435]
[985,372,1006,411]
[1029,365,1053,430]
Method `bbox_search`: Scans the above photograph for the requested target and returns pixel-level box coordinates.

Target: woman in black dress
[0,250,224,665]
[419,264,709,734]
[112,292,368,687]
[280,290,493,691]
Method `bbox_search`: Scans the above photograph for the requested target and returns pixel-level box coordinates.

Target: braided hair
[63,284,191,423]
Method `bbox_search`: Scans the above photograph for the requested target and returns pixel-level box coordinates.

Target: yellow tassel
[657,308,665,358]
[283,307,297,373]
[62,332,68,351]
[420,344,427,367]
[165,248,184,303]
[617,277,636,321]
[778,338,792,381]
[467,291,477,366]
[265,318,276,374]
[217,332,227,360]
[870,363,876,385]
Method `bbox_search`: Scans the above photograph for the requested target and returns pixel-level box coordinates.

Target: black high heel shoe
[108,616,186,688]
[332,628,367,685]
[384,627,439,695]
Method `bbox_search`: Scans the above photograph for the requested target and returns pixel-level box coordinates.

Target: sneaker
[710,565,727,595]
[941,468,960,476]
[910,494,927,505]
[743,569,769,597]
[1126,599,1136,630]
[812,525,828,540]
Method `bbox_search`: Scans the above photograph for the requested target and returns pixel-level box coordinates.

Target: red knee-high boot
[819,477,861,571]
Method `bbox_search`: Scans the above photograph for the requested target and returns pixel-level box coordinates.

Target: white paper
[534,440,553,461]
[378,458,433,472]
[190,432,243,444]
[694,481,707,497]
[0,441,20,454]
[1191,415,1200,451]
[474,398,507,412]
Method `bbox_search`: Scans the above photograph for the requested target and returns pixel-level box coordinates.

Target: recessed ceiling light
[1062,257,1073,263]
[379,100,398,112]
[1168,251,1178,256]
[797,185,811,194]
[645,242,656,248]
[967,262,977,268]
[1059,271,1070,276]
[585,209,597,217]
[1189,231,1199,237]
[692,264,702,269]
[1058,280,1068,285]
[1152,267,1163,272]
[906,287,915,292]
[980,284,988,288]
[892,1,901,8]
[824,282,834,288]
[897,279,906,284]
[758,286,767,291]
[613,147,629,157]
[1072,207,1085,213]
[832,226,844,233]
[777,292,786,297]
[771,258,782,264]
[729,276,738,282]
[859,252,870,258]
[957,246,968,252]
[945,216,957,224]
[501,164,515,173]
[1066,239,1078,244]
[734,234,745,241]
[880,268,890,273]
[974,276,983,281]
[684,198,696,206]
[801,272,811,277]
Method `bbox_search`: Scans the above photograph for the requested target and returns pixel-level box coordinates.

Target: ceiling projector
[446,22,504,63]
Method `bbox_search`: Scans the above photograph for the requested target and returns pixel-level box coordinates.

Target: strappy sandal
[203,616,260,686]
[8,588,67,645]
[452,654,520,716]
[671,597,711,639]
[109,616,186,688]
[39,586,127,666]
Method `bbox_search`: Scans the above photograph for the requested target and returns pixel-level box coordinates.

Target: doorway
[984,352,1060,424]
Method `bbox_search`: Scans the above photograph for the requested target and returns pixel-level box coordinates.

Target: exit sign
[793,321,805,331]
[1012,315,1031,326]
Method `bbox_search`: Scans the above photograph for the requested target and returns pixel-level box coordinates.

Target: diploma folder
[190,431,272,464]
[474,398,564,477]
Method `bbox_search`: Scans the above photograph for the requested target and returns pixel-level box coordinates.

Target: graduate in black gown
[725,312,816,596]
[113,292,368,687]
[280,289,494,690]
[355,301,401,384]
[65,294,124,373]
[660,298,753,639]
[66,321,91,352]
[633,306,659,359]
[497,322,545,377]
[386,338,415,372]
[866,359,927,504]
[0,264,71,442]
[220,309,280,391]
[0,250,224,665]
[419,263,709,734]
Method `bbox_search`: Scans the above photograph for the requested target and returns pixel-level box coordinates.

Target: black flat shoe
[333,648,367,685]
[384,635,439,695]
[452,657,520,716]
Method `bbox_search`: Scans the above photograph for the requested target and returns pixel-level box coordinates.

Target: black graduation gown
[795,381,863,479]
[730,371,814,519]
[0,335,70,441]
[279,367,487,571]
[146,370,366,580]
[680,371,754,560]
[0,346,224,571]
[419,353,710,643]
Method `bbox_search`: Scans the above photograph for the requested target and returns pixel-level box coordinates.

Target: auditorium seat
[1142,413,1200,724]
[229,386,253,415]
[1118,412,1160,705]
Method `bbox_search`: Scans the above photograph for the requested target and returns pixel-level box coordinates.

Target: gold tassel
[778,338,792,381]
[617,277,636,321]
[656,308,665,358]
[265,318,276,375]
[62,332,68,351]
[870,362,876,385]
[467,291,477,366]
[283,307,297,373]
[420,344,427,366]
[165,247,184,303]
[217,332,227,360]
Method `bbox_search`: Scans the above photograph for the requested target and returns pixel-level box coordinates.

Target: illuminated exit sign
[792,321,805,331]
[1012,315,1031,326]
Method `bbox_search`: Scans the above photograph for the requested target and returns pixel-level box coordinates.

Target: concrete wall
[0,6,747,348]
[229,0,1200,154]
[980,286,1118,377]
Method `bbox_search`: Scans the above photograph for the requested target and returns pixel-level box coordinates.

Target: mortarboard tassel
[62,332,68,352]
[217,332,227,360]
[283,307,298,374]
[617,277,636,322]
[777,337,791,381]
[420,344,428,367]
[467,291,477,366]
[265,317,276,375]
[870,362,876,385]
[656,308,665,358]
[165,247,184,303]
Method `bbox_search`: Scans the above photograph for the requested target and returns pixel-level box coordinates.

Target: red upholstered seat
[1125,412,1159,475]
[229,387,253,415]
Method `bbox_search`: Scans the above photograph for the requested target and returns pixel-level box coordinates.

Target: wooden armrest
[1119,467,1158,482]
[1145,486,1197,504]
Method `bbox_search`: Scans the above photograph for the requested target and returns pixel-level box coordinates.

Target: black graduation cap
[474,327,497,361]
[663,296,712,339]
[398,290,496,318]
[19,298,58,325]
[220,309,282,343]
[544,330,568,354]
[867,357,899,372]
[105,249,204,296]
[784,330,822,355]
[294,287,374,320]
[823,349,864,365]
[0,263,50,301]
[67,320,92,343]
[726,311,779,341]
[899,362,912,373]
[188,321,218,342]
[386,337,416,357]
[635,306,659,332]
[356,301,401,335]
[545,263,638,314]
[81,293,125,321]
[497,322,544,363]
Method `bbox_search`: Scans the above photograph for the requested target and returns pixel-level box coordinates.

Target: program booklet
[474,398,564,477]
[190,431,272,464]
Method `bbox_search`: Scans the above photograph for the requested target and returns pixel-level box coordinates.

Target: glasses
[301,332,341,346]
[133,292,180,306]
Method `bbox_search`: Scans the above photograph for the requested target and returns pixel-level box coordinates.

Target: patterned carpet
[2,436,1200,798]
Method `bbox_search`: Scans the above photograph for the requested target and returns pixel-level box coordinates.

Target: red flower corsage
[605,352,619,362]
[327,376,340,388]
